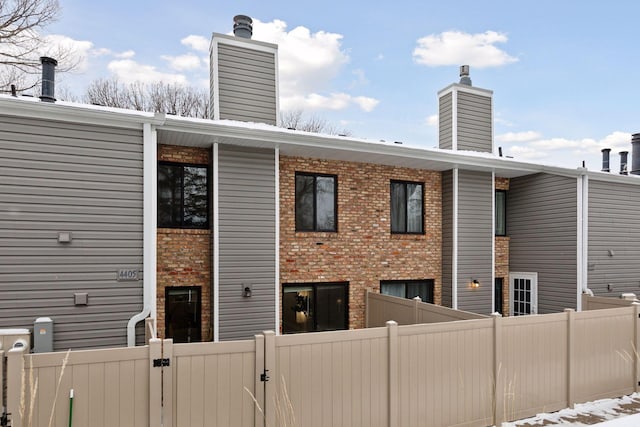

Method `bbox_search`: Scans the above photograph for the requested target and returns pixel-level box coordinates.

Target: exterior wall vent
[631,133,640,175]
[233,15,253,39]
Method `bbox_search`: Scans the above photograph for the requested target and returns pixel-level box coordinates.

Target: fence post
[163,339,174,427]
[0,350,4,417]
[633,303,640,393]
[263,331,276,427]
[254,334,266,427]
[565,308,575,408]
[387,320,398,427]
[365,291,370,328]
[149,338,162,427]
[492,313,504,426]
[413,297,422,325]
[7,346,26,427]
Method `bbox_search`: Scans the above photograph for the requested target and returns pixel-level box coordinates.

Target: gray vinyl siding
[456,170,493,314]
[0,115,144,350]
[508,174,577,313]
[439,93,453,150]
[217,145,276,340]
[588,179,640,295]
[457,92,492,153]
[441,170,453,307]
[213,43,277,125]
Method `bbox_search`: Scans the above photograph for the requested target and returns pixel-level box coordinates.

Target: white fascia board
[0,96,164,129]
[437,83,493,98]
[587,170,640,186]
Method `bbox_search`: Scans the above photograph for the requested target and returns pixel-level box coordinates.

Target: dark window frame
[495,190,507,236]
[165,286,202,343]
[282,282,349,334]
[158,161,210,229]
[494,278,504,315]
[295,172,338,232]
[390,180,425,234]
[380,279,434,303]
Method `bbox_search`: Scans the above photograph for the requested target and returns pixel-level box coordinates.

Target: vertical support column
[492,313,504,426]
[387,321,398,427]
[149,338,162,427]
[0,350,4,417]
[254,334,266,427]
[263,331,276,427]
[565,308,575,408]
[634,303,640,393]
[7,347,26,427]
[163,338,174,427]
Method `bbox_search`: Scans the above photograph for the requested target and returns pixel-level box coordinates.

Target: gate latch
[260,369,270,382]
[153,358,170,367]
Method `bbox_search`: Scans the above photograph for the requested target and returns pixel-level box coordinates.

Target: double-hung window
[495,190,506,236]
[380,279,434,303]
[391,180,424,234]
[158,162,209,228]
[295,172,337,232]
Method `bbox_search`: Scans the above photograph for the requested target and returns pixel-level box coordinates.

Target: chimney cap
[233,15,253,39]
[459,65,472,86]
[601,148,611,153]
[40,56,58,66]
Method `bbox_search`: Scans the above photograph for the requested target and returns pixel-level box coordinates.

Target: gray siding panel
[0,115,144,350]
[217,145,276,340]
[588,180,640,295]
[441,171,453,307]
[457,171,493,314]
[214,43,277,125]
[457,92,492,153]
[508,174,577,313]
[439,93,453,150]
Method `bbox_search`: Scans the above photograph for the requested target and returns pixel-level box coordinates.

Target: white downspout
[213,143,220,342]
[274,147,280,334]
[452,168,459,309]
[128,122,157,346]
[577,171,592,312]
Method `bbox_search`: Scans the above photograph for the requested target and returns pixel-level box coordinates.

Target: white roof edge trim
[437,82,493,97]
[212,32,278,52]
[0,97,165,129]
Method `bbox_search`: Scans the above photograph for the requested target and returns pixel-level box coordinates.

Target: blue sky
[41,0,640,170]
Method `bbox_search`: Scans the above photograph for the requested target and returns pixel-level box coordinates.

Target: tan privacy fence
[4,306,640,427]
[366,291,488,327]
[582,293,639,310]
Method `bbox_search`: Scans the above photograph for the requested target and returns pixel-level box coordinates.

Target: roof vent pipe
[620,151,629,175]
[233,15,253,39]
[459,65,472,86]
[39,56,57,103]
[631,133,640,175]
[601,148,611,172]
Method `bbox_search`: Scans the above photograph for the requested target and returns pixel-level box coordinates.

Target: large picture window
[391,180,424,234]
[282,283,348,333]
[295,172,337,232]
[495,190,506,236]
[158,162,209,228]
[380,279,434,303]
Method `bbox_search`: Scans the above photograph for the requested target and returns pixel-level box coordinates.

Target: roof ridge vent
[233,15,253,39]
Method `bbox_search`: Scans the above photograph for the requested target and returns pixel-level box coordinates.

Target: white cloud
[181,35,209,52]
[425,114,438,127]
[413,30,518,68]
[508,145,549,160]
[107,59,187,85]
[161,53,202,71]
[115,50,135,59]
[496,131,542,143]
[281,92,379,112]
[42,34,94,72]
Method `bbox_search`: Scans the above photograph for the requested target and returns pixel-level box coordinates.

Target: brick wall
[157,145,211,340]
[280,156,442,330]
[495,177,510,315]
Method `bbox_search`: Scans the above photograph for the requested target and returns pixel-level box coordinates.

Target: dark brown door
[165,286,201,343]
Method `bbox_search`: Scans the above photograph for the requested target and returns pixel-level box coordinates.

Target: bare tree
[84,77,210,118]
[0,0,77,92]
[280,109,351,136]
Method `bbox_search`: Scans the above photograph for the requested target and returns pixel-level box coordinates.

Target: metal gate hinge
[260,369,270,382]
[153,358,170,367]
[1,411,11,427]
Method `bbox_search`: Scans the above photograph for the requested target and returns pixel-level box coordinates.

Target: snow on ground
[504,393,640,426]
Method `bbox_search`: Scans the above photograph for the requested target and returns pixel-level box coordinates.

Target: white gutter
[127,122,158,346]
[213,143,220,342]
[274,147,281,334]
[452,168,459,309]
